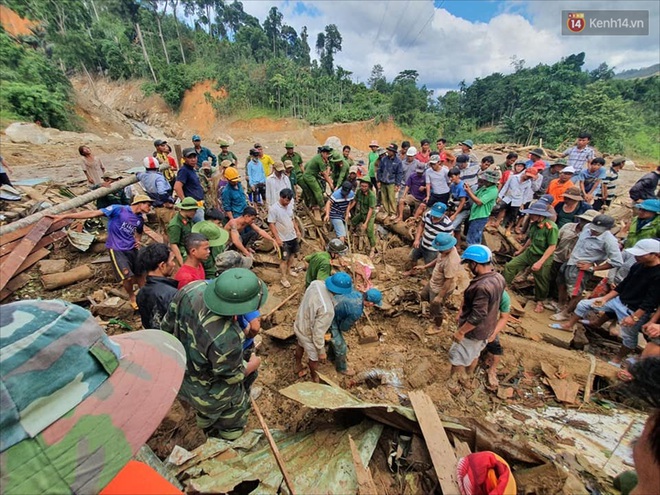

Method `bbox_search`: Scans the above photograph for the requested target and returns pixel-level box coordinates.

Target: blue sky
[242,1,660,93]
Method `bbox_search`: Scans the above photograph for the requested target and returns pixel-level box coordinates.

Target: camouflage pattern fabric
[161,280,251,440]
[0,299,186,495]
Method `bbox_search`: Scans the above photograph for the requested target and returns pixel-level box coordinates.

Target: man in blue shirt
[192,135,217,169]
[174,148,205,222]
[138,156,175,235]
[246,148,267,205]
[377,143,403,219]
[577,157,607,205]
[50,195,153,309]
[222,166,248,220]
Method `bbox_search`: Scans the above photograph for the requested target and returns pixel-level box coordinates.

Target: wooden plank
[143,225,164,243]
[0,272,30,301]
[583,354,597,403]
[0,230,66,266]
[453,439,472,459]
[408,390,459,495]
[0,248,50,300]
[348,435,378,495]
[0,218,52,292]
[0,218,70,257]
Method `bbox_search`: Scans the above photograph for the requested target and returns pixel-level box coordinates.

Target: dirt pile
[0,5,39,37]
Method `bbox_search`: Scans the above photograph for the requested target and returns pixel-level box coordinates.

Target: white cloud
[241,0,660,90]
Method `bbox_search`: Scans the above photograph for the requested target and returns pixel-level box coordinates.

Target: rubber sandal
[548,323,571,331]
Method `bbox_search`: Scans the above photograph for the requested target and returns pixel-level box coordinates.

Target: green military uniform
[503,220,559,301]
[96,187,129,209]
[331,156,350,191]
[368,151,378,180]
[351,188,377,247]
[305,251,332,287]
[201,245,224,278]
[302,154,328,208]
[167,212,193,259]
[161,280,250,440]
[282,151,310,202]
[624,215,660,248]
[218,150,238,165]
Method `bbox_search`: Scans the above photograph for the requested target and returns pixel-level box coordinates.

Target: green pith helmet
[191,221,229,248]
[177,197,199,210]
[480,170,500,184]
[285,141,295,148]
[203,268,268,316]
[329,150,343,162]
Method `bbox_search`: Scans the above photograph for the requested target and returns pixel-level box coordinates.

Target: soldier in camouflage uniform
[0,299,185,494]
[162,268,268,440]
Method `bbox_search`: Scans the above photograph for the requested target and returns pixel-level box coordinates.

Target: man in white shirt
[268,188,301,288]
[265,161,292,208]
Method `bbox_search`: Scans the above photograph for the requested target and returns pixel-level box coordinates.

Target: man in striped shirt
[324,181,355,243]
[404,202,453,275]
[457,154,480,190]
[594,158,624,211]
[561,132,595,175]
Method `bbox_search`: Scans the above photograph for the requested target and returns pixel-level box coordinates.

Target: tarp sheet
[180,421,383,494]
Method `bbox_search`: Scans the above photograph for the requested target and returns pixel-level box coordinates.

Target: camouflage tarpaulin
[180,421,383,494]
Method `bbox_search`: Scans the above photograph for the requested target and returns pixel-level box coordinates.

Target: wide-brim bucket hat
[192,220,229,248]
[0,300,186,495]
[431,232,457,252]
[203,268,268,316]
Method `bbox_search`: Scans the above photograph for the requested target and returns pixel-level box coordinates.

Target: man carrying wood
[50,194,153,310]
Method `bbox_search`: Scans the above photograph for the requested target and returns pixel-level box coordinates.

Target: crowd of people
[45,131,660,443]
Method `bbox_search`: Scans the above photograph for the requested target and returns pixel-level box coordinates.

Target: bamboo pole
[0,164,171,236]
[250,397,296,495]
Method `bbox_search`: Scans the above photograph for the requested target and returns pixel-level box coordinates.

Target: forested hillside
[1,0,658,159]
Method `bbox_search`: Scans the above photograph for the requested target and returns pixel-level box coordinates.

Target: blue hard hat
[364,288,383,307]
[429,202,447,218]
[635,198,660,214]
[325,272,353,295]
[431,232,457,252]
[460,244,492,264]
[192,134,201,142]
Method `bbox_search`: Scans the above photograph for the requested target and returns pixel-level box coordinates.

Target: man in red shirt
[174,233,210,288]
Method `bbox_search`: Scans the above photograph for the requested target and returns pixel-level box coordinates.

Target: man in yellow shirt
[255,143,274,177]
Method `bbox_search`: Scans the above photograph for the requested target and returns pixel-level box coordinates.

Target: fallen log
[497,225,523,252]
[41,264,94,290]
[0,164,170,236]
[384,220,414,241]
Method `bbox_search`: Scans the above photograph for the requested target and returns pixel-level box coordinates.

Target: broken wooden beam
[409,390,460,495]
[0,218,71,255]
[0,217,52,292]
[497,225,523,251]
[250,397,297,495]
[41,264,94,290]
[0,248,50,300]
[348,435,378,495]
[0,272,31,301]
[143,225,164,243]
